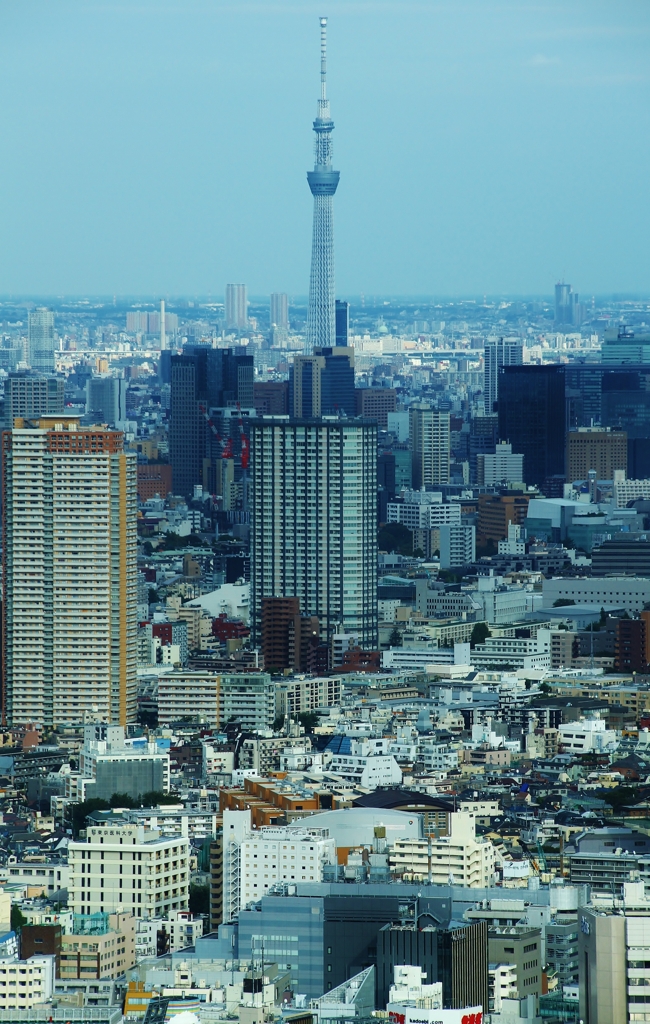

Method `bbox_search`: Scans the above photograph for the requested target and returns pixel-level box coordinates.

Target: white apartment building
[439,524,476,568]
[331,633,359,667]
[157,672,220,724]
[473,574,540,625]
[558,717,619,754]
[389,812,495,888]
[417,736,459,772]
[220,673,277,731]
[3,859,69,894]
[499,523,527,556]
[1,417,137,727]
[222,809,335,921]
[613,477,650,508]
[328,737,402,788]
[157,671,276,731]
[0,955,54,1011]
[382,643,471,672]
[387,490,461,531]
[472,630,551,671]
[490,963,519,1013]
[68,821,190,919]
[277,675,343,717]
[202,742,235,776]
[120,807,222,842]
[484,337,523,413]
[136,910,203,958]
[477,442,524,487]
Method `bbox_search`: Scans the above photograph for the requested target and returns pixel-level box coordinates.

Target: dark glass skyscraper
[170,345,253,497]
[335,299,349,346]
[289,346,355,418]
[498,365,566,490]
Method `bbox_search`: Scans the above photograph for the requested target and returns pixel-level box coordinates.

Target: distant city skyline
[0,1,648,295]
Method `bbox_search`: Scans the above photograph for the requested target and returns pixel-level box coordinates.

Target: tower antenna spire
[320,16,328,102]
[306,15,340,354]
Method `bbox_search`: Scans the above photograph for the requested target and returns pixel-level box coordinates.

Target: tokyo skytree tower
[306,17,340,353]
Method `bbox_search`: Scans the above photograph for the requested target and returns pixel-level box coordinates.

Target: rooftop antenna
[320,15,328,104]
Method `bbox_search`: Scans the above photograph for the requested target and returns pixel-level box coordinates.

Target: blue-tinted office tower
[306,18,340,354]
[170,345,253,497]
[335,300,349,347]
[290,346,355,419]
[498,365,566,491]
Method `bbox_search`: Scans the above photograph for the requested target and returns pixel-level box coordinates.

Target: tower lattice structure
[306,17,340,354]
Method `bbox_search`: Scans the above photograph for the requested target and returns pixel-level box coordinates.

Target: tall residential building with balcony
[28,307,56,372]
[484,337,523,413]
[225,283,248,329]
[250,418,378,648]
[68,821,190,920]
[388,812,495,887]
[221,809,335,923]
[2,372,64,427]
[270,293,289,330]
[1,417,137,727]
[409,404,450,487]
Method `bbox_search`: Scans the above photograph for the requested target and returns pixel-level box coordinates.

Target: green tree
[109,793,138,809]
[11,905,26,934]
[602,786,639,810]
[148,588,159,604]
[297,712,319,733]
[189,883,210,915]
[475,538,497,558]
[388,627,403,648]
[272,715,285,732]
[553,599,576,607]
[70,797,111,836]
[470,622,491,648]
[378,523,414,556]
[141,791,182,807]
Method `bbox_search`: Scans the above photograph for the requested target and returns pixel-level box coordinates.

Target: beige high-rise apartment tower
[1,417,137,727]
[409,403,450,488]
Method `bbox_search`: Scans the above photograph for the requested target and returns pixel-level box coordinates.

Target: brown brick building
[477,491,531,543]
[615,612,650,673]
[261,597,320,673]
[253,381,289,416]
[137,462,172,501]
[355,387,397,428]
[566,427,627,482]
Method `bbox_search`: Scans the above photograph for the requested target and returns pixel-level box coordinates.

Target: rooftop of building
[352,788,454,811]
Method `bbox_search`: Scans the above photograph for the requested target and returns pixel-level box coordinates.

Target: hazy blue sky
[0,0,648,298]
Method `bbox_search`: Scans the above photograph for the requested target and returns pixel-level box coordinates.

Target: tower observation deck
[306,16,340,353]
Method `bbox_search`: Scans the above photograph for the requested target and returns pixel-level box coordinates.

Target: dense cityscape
[0,9,649,1024]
